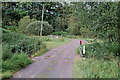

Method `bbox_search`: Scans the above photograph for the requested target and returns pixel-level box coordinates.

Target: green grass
[0,70,13,79]
[31,36,70,49]
[74,38,118,78]
[73,58,118,78]
[44,38,70,49]
[1,53,32,79]
[31,48,49,57]
[31,36,70,56]
[75,47,80,55]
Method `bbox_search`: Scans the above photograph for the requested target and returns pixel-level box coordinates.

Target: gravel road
[13,39,88,78]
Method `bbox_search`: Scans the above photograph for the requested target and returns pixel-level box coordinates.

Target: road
[13,39,88,78]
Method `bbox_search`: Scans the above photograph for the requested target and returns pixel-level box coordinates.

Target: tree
[67,16,80,35]
[18,16,36,34]
[26,21,53,36]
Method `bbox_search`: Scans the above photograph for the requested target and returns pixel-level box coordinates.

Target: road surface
[13,39,88,78]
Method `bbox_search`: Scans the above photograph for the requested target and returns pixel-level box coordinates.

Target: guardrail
[9,44,40,55]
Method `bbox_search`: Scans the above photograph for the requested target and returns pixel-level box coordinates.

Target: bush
[85,42,119,60]
[18,16,36,33]
[10,53,32,68]
[52,31,68,36]
[2,28,25,45]
[26,21,53,36]
[2,52,32,72]
[17,37,41,54]
[2,29,43,54]
[2,44,12,61]
[4,26,17,32]
[1,70,13,79]
[2,59,20,71]
[2,52,32,79]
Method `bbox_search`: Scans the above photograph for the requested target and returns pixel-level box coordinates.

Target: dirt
[13,39,88,78]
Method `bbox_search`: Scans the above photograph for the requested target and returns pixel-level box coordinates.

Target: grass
[31,36,70,56]
[44,38,70,49]
[73,58,118,78]
[31,36,70,49]
[31,48,49,57]
[1,53,32,79]
[0,70,13,79]
[75,47,80,55]
[73,38,118,78]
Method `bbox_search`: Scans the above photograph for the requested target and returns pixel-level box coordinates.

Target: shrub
[85,42,119,60]
[10,53,32,68]
[18,37,41,54]
[2,44,12,61]
[4,26,17,32]
[46,38,52,41]
[2,59,20,71]
[26,21,53,36]
[1,70,13,79]
[2,29,43,54]
[52,31,68,36]
[18,16,36,33]
[2,29,25,45]
[2,52,32,72]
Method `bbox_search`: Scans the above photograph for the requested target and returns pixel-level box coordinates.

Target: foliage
[73,2,119,42]
[2,53,32,71]
[2,28,44,54]
[2,44,12,61]
[67,16,80,35]
[85,42,119,60]
[2,52,32,79]
[32,48,49,57]
[0,70,13,79]
[4,26,18,32]
[26,21,53,36]
[52,31,68,36]
[53,17,68,31]
[2,28,25,45]
[2,2,62,29]
[18,16,36,33]
[75,47,80,55]
[73,58,118,78]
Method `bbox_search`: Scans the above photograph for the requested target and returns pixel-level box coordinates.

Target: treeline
[2,2,69,35]
[2,2,120,42]
[74,2,119,43]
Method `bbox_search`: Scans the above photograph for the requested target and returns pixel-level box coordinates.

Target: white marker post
[79,41,85,58]
[79,41,83,57]
[83,45,85,55]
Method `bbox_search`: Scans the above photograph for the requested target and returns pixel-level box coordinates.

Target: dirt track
[13,39,88,78]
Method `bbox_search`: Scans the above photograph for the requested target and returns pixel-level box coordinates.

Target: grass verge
[73,58,118,78]
[44,38,70,49]
[1,53,32,79]
[31,36,70,57]
[31,48,49,57]
[73,38,119,78]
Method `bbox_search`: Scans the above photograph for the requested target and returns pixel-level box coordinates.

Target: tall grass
[74,41,119,78]
[1,52,32,79]
[73,58,118,78]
